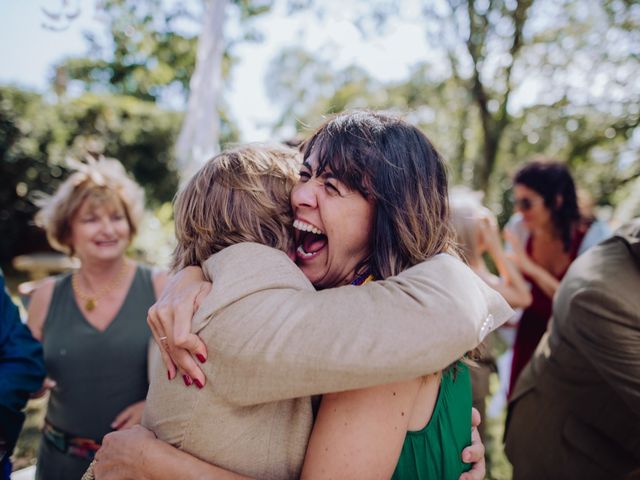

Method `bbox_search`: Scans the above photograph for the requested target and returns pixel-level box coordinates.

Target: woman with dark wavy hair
[504,159,610,395]
[90,112,512,480]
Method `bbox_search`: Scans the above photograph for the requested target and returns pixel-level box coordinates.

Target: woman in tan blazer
[93,111,513,479]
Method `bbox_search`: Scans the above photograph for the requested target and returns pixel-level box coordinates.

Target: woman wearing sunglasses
[503,159,611,395]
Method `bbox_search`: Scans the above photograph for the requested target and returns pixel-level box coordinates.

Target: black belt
[42,421,100,461]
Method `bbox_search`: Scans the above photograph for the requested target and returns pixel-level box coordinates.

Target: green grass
[11,397,47,471]
[484,395,513,480]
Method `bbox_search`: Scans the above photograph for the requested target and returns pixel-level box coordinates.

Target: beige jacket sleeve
[195,243,513,406]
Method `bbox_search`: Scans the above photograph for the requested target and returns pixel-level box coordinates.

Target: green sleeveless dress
[392,363,473,479]
[36,265,155,480]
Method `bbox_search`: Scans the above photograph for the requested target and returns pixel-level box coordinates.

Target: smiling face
[68,195,131,263]
[291,149,375,289]
[513,184,552,230]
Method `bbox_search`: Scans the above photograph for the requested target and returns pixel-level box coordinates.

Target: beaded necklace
[351,271,374,286]
[72,260,130,312]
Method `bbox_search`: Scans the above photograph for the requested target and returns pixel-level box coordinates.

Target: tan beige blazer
[505,220,640,480]
[143,243,513,479]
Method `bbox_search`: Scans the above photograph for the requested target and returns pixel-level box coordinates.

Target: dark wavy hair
[301,110,455,280]
[514,160,581,252]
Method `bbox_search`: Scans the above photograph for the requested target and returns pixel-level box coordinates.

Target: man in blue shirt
[0,270,46,479]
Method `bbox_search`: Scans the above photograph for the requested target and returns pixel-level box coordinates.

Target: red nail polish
[196,354,206,364]
[194,379,203,389]
[183,374,192,386]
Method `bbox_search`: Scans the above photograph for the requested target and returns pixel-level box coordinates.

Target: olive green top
[42,265,155,441]
[392,362,472,479]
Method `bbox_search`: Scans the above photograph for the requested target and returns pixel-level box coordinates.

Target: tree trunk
[473,129,500,193]
[175,0,228,182]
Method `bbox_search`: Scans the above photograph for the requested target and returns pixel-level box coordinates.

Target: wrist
[487,243,502,257]
[523,259,541,277]
[137,437,164,480]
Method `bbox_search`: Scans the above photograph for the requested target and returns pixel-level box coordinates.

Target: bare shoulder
[322,376,424,421]
[302,377,423,479]
[151,268,169,299]
[27,277,57,340]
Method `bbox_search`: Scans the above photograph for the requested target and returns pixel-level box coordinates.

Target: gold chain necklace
[72,261,130,312]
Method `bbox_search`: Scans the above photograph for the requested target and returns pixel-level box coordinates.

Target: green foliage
[51,0,259,152]
[54,0,198,102]
[0,85,181,264]
[54,0,278,103]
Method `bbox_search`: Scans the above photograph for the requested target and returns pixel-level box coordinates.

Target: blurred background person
[577,187,613,247]
[450,188,532,440]
[0,269,46,480]
[504,159,611,395]
[26,156,166,480]
[505,218,640,479]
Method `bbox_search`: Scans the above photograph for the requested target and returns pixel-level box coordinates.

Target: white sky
[0,0,432,141]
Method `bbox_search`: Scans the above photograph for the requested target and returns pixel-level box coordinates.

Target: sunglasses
[513,197,543,211]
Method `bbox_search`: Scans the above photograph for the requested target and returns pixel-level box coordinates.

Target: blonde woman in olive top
[28,158,166,480]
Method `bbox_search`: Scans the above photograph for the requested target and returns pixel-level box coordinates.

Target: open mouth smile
[293,219,327,260]
[94,239,120,247]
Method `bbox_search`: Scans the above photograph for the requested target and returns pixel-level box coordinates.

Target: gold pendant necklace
[72,261,129,312]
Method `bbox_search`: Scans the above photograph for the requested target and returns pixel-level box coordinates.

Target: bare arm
[26,277,55,342]
[22,278,58,398]
[301,380,484,480]
[478,217,532,309]
[516,258,559,299]
[301,379,421,479]
[92,410,487,480]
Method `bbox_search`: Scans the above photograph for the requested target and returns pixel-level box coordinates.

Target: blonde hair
[449,187,490,265]
[171,144,300,271]
[35,156,145,255]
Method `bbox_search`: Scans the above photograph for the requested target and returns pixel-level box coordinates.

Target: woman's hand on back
[460,407,486,480]
[147,265,211,386]
[94,425,157,480]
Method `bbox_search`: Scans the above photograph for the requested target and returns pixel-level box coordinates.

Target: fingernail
[196,353,206,364]
[183,374,192,386]
[463,452,470,462]
[194,379,203,389]
[167,370,172,380]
